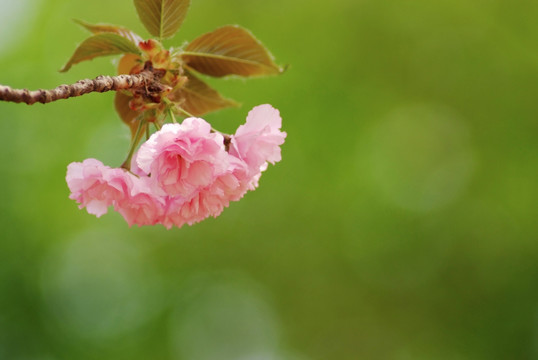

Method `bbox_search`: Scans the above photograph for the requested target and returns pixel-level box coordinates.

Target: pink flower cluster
[66,105,286,229]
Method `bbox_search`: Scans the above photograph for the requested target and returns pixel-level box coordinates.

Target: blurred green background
[1,0,538,359]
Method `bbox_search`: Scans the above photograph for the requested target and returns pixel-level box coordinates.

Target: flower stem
[121,118,145,170]
[176,106,195,118]
[168,107,177,123]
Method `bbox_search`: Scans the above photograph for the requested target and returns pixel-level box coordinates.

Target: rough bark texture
[0,71,155,105]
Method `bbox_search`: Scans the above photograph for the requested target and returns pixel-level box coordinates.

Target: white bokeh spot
[40,229,165,341]
[170,275,282,360]
[0,0,40,54]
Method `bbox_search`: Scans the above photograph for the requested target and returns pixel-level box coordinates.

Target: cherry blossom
[136,118,229,198]
[66,105,286,228]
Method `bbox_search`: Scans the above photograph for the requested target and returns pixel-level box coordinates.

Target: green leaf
[133,0,190,39]
[61,33,142,72]
[180,25,283,78]
[170,71,239,117]
[74,19,143,45]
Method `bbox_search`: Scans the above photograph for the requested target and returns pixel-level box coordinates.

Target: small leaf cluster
[61,0,283,142]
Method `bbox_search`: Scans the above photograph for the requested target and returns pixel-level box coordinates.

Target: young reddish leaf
[117,53,143,75]
[170,71,239,117]
[74,19,143,45]
[180,25,283,78]
[133,0,190,39]
[61,33,142,72]
[115,91,143,138]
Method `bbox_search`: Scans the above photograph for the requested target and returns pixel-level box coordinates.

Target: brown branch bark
[0,71,156,105]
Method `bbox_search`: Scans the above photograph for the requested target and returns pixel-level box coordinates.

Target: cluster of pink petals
[66,104,286,229]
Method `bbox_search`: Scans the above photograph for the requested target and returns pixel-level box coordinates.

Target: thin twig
[0,71,155,105]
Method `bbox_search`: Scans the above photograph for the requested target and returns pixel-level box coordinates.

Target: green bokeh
[1,0,537,359]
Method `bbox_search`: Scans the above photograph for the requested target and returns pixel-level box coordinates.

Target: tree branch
[0,71,156,105]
